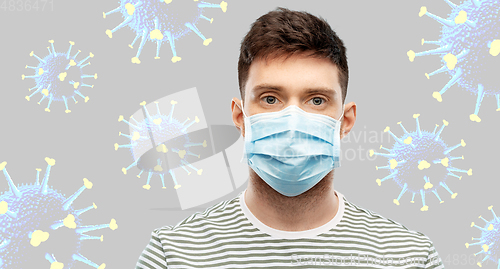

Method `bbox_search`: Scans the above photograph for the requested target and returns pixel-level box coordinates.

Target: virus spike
[66,41,75,58]
[159,174,166,189]
[29,50,46,63]
[80,234,104,242]
[393,183,408,205]
[470,84,485,122]
[105,16,133,39]
[419,6,456,27]
[121,159,138,175]
[179,163,191,175]
[72,253,106,269]
[168,100,177,122]
[63,96,71,113]
[447,166,472,176]
[423,175,433,190]
[198,1,228,12]
[426,65,448,80]
[75,218,118,234]
[45,253,64,269]
[444,139,466,154]
[165,30,181,63]
[434,119,449,141]
[143,171,153,190]
[432,189,444,203]
[471,222,489,232]
[131,29,148,64]
[25,86,43,101]
[439,182,457,199]
[496,94,500,111]
[442,0,457,9]
[184,141,205,148]
[82,73,98,79]
[73,49,81,59]
[118,115,139,129]
[447,172,462,180]
[420,189,429,211]
[103,6,121,19]
[181,116,200,132]
[63,178,93,211]
[35,168,42,185]
[200,14,213,23]
[0,201,18,219]
[75,90,89,103]
[432,67,463,102]
[40,157,56,195]
[129,34,141,49]
[185,22,212,46]
[410,114,421,138]
[169,169,181,189]
[77,52,94,67]
[421,38,441,46]
[74,203,97,216]
[380,145,391,152]
[407,44,452,62]
[49,40,56,56]
[397,121,409,134]
[375,171,397,186]
[369,149,396,158]
[383,126,404,144]
[151,17,163,59]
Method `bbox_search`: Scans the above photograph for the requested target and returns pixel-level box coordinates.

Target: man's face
[232,53,355,141]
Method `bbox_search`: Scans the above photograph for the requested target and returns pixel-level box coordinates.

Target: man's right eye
[264,96,277,104]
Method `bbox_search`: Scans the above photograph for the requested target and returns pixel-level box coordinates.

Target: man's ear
[340,102,356,140]
[231,97,245,137]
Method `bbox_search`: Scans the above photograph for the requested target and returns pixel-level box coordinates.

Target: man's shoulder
[342,197,433,244]
[153,192,243,236]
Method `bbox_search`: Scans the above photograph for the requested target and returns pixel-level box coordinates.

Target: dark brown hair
[238,7,348,103]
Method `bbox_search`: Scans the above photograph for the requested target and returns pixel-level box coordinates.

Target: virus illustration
[103,0,228,64]
[467,205,500,267]
[115,100,207,190]
[22,40,97,113]
[0,158,117,269]
[370,114,472,211]
[407,0,500,122]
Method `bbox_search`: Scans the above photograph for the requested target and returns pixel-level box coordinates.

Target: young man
[136,8,444,268]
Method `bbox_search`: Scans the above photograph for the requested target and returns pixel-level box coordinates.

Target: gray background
[0,0,499,267]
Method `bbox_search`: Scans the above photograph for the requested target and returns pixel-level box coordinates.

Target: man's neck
[244,169,339,231]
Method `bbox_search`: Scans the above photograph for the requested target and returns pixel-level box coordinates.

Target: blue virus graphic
[103,0,228,64]
[467,205,500,267]
[115,101,207,190]
[407,0,500,122]
[0,158,117,269]
[22,40,97,113]
[370,114,472,211]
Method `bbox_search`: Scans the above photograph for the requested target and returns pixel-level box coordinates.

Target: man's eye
[264,96,277,104]
[311,97,324,105]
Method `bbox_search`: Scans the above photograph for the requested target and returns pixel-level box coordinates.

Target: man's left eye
[311,97,324,105]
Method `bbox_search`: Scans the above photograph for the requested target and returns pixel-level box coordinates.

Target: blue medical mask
[240,100,344,197]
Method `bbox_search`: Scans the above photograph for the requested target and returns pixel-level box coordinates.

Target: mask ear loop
[240,99,250,163]
[241,99,247,119]
[338,104,345,121]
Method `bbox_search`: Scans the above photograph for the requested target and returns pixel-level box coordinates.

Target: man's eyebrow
[252,84,337,97]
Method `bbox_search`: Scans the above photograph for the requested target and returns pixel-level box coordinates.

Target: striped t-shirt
[136,189,444,268]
